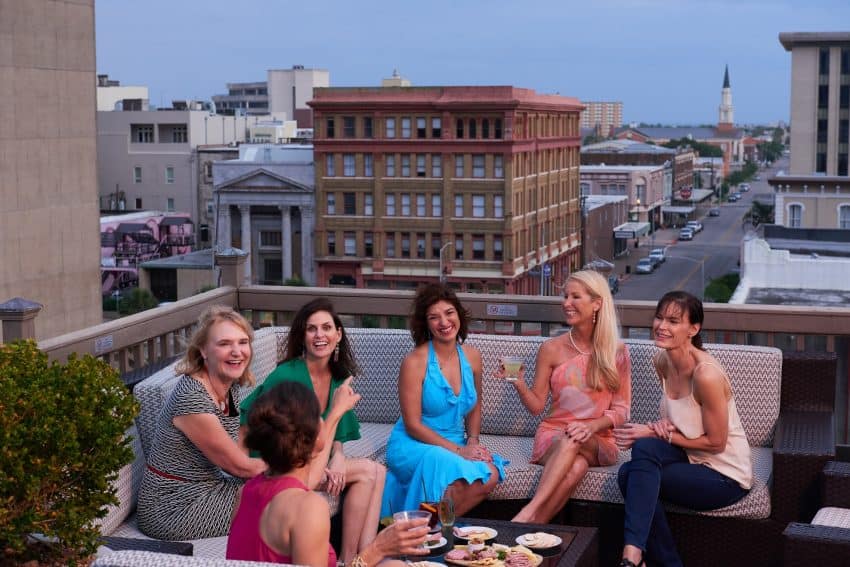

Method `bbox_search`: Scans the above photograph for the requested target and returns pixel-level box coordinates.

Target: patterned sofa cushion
[96,426,144,536]
[94,549,292,566]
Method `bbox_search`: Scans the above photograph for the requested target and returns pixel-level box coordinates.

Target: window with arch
[839,204,850,229]
[788,204,803,228]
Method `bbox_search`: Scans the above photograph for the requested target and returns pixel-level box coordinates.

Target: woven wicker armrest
[781,352,837,413]
[822,461,850,509]
[782,522,850,567]
[772,411,836,524]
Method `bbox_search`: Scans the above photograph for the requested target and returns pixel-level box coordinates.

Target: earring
[593,311,598,325]
[333,343,340,362]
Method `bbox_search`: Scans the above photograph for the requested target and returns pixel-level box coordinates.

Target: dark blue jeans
[617,437,749,567]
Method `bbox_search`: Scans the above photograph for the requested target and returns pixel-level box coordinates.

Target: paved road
[614,158,788,302]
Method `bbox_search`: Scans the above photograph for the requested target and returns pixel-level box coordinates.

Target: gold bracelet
[350,554,368,567]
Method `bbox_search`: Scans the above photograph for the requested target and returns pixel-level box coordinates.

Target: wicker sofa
[95,328,835,566]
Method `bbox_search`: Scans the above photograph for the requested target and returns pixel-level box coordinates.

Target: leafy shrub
[118,288,158,315]
[0,341,139,564]
[704,273,741,303]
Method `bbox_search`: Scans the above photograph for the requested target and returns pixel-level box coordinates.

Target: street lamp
[675,255,706,301]
[438,242,451,283]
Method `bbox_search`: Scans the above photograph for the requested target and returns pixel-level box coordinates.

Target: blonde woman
[138,305,267,539]
[504,270,631,523]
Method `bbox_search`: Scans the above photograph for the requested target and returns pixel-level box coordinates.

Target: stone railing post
[0,298,43,343]
[215,248,249,289]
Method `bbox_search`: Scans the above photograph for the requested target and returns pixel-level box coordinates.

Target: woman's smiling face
[303,310,341,362]
[426,300,460,343]
[653,302,699,349]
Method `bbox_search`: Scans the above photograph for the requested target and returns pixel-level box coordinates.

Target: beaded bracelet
[350,554,367,567]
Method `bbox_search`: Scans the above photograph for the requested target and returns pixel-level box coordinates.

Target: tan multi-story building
[308,86,584,295]
[580,101,623,136]
[770,32,850,229]
[0,0,102,340]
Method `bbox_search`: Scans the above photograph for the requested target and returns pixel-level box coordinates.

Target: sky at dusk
[95,0,850,125]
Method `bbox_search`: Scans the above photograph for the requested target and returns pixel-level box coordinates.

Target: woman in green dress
[240,298,384,564]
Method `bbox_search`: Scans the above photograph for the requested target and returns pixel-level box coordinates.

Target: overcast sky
[95,0,849,125]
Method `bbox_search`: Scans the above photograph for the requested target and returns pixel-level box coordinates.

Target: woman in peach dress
[502,270,631,523]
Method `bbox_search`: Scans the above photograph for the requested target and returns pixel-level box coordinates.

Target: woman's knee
[631,437,666,460]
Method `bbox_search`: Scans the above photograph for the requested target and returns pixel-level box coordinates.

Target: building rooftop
[309,86,583,110]
[745,287,850,306]
[582,139,675,155]
[584,195,628,211]
[140,248,213,270]
[580,164,663,173]
[779,31,850,51]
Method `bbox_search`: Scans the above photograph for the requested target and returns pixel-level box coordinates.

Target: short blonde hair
[175,305,255,386]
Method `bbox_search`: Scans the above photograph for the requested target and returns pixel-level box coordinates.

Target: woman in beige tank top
[613,291,752,567]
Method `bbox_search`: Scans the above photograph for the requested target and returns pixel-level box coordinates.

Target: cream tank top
[660,361,753,490]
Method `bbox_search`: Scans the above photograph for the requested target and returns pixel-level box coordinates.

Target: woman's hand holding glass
[372,516,430,559]
[494,359,525,384]
[613,422,655,450]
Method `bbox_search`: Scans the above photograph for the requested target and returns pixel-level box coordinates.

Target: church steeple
[718,64,734,130]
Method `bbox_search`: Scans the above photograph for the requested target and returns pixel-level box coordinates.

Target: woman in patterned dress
[503,269,631,523]
[137,305,267,539]
[382,283,508,517]
[240,298,386,563]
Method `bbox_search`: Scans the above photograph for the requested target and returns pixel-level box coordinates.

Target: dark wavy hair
[409,283,470,346]
[655,291,705,350]
[283,298,359,379]
[244,381,320,474]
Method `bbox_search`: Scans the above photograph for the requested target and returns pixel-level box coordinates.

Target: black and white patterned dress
[137,375,244,540]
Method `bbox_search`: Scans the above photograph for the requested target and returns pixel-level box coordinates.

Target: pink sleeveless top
[226,474,338,567]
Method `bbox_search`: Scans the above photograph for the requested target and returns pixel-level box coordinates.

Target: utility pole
[438,242,451,284]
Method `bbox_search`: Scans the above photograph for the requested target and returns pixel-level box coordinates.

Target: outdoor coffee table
[426,517,597,567]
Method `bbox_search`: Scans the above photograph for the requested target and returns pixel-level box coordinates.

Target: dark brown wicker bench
[783,460,850,566]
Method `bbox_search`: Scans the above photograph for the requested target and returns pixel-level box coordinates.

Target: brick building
[308,86,584,295]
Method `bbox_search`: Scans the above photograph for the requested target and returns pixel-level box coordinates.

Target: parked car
[740,183,750,192]
[649,248,666,265]
[733,192,743,200]
[754,175,761,181]
[685,220,703,233]
[709,207,721,217]
[608,275,619,295]
[728,193,740,202]
[635,257,655,274]
[679,227,694,241]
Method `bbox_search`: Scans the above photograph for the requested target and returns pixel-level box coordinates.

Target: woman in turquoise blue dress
[382,284,507,517]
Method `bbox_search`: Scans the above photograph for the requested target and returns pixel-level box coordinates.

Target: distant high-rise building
[769,32,850,230]
[579,101,622,136]
[212,66,329,127]
[309,86,584,295]
[1,0,102,340]
[96,74,149,111]
[717,65,735,131]
[780,33,850,177]
[381,69,411,87]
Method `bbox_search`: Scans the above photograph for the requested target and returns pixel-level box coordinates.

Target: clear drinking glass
[439,496,455,543]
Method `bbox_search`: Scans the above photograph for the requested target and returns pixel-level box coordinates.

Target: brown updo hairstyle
[176,305,255,386]
[409,283,471,346]
[244,381,320,474]
[655,290,705,350]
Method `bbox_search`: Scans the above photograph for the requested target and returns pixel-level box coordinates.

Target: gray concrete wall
[0,0,103,340]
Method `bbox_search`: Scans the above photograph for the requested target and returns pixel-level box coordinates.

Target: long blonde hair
[567,270,622,392]
[175,305,256,386]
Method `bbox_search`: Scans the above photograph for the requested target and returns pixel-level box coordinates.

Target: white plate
[409,562,445,567]
[453,526,498,541]
[515,532,562,549]
[424,536,448,550]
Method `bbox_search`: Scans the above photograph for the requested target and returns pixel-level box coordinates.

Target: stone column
[0,298,43,342]
[238,205,252,283]
[279,205,292,280]
[217,201,232,249]
[300,205,315,285]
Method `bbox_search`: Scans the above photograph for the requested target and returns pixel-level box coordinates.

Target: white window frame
[472,194,486,218]
[432,154,442,177]
[455,155,464,178]
[327,193,336,215]
[386,118,395,138]
[416,194,426,216]
[472,154,485,178]
[365,194,374,216]
[432,194,442,217]
[344,232,356,256]
[494,155,504,178]
[133,166,142,183]
[401,193,411,216]
[386,194,396,216]
[343,154,355,176]
[364,154,374,177]
[165,166,175,184]
[494,195,504,217]
[401,117,411,138]
[454,194,463,217]
[326,155,335,177]
[386,155,395,177]
[401,155,411,177]
[838,204,850,229]
[787,202,803,228]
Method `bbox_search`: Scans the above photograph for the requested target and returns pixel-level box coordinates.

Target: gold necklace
[568,330,590,356]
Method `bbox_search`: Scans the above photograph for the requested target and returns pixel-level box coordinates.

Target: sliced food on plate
[444,544,542,567]
[515,532,562,549]
[452,526,498,541]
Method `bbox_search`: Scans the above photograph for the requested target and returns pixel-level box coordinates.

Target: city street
[612,157,788,302]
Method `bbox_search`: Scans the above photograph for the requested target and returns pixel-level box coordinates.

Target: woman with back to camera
[614,291,752,567]
[382,283,507,517]
[137,305,267,539]
[501,269,631,523]
[240,298,385,563]
[228,381,429,567]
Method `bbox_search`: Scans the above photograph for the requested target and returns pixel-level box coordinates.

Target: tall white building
[718,65,735,129]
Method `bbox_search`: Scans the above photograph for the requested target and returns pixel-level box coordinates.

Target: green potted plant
[0,340,139,565]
